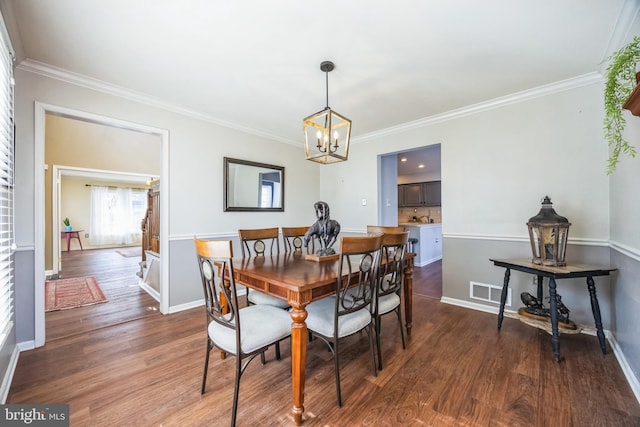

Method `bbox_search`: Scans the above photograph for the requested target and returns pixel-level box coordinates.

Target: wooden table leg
[403,256,414,338]
[289,292,310,426]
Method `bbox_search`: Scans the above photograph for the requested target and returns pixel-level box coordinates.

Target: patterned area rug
[45,276,107,312]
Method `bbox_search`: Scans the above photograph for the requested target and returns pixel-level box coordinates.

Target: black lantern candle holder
[526,196,571,267]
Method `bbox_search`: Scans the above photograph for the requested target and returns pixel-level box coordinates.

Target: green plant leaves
[603,36,640,175]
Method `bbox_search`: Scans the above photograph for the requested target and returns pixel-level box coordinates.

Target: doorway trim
[34,102,170,347]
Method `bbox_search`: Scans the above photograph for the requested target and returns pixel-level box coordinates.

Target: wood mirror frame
[224,157,285,212]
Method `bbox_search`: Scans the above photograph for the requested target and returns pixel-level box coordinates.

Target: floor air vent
[470,281,510,306]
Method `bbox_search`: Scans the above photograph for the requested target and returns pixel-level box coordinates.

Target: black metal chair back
[373,231,409,370]
[281,226,313,254]
[336,235,383,318]
[238,227,280,257]
[195,238,240,345]
[312,233,382,406]
[379,231,409,301]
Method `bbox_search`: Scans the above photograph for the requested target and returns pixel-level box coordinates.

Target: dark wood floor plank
[46,247,159,341]
[8,257,640,426]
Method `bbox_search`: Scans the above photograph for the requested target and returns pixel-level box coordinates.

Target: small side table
[60,230,84,252]
[490,258,616,362]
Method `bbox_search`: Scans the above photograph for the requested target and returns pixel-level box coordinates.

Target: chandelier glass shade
[304,61,351,164]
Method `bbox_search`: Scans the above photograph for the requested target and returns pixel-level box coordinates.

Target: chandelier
[303,61,351,164]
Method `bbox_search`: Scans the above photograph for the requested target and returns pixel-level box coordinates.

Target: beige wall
[45,113,161,269]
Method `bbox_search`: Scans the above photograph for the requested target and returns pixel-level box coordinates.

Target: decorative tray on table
[305,253,340,262]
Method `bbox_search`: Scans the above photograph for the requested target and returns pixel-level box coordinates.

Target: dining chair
[195,237,291,427]
[281,226,312,254]
[238,227,280,257]
[238,227,289,362]
[305,234,383,407]
[374,231,409,371]
[237,228,290,309]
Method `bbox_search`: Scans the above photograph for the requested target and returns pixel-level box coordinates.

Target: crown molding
[353,72,603,143]
[18,58,604,147]
[10,1,636,147]
[599,0,640,74]
[16,59,300,146]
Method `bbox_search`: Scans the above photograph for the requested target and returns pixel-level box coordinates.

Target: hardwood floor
[413,259,442,300]
[9,261,639,426]
[46,247,159,341]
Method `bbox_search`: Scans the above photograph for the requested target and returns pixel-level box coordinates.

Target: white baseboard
[166,287,246,314]
[440,296,640,405]
[139,280,160,302]
[168,299,204,314]
[415,256,442,268]
[608,333,640,405]
[0,345,20,403]
[440,296,514,316]
[17,341,35,352]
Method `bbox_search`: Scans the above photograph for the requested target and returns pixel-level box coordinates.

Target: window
[89,186,147,245]
[0,14,14,350]
[260,181,274,208]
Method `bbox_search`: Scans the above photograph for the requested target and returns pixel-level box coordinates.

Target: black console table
[490,258,616,362]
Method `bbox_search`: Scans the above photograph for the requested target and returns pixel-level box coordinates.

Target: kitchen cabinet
[398,181,441,207]
[398,183,424,206]
[424,181,441,206]
[401,224,442,267]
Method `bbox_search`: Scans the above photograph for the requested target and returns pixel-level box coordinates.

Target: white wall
[321,81,613,326]
[324,82,609,240]
[10,44,640,402]
[607,21,640,397]
[13,68,321,341]
[321,76,640,395]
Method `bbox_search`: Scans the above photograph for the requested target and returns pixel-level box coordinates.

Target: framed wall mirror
[224,157,285,212]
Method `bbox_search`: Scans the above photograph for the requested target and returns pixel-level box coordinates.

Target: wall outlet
[84,233,89,238]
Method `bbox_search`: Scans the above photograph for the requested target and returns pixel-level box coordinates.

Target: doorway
[34,102,169,347]
[378,144,442,299]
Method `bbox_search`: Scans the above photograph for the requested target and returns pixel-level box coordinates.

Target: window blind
[0,14,14,350]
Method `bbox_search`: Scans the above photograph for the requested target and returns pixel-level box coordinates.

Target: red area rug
[45,276,107,312]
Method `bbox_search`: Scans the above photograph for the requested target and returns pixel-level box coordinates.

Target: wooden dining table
[232,251,414,425]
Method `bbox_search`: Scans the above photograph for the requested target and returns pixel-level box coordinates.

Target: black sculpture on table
[303,201,341,256]
[520,291,571,324]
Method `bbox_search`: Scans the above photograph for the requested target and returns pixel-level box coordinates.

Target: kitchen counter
[400,223,442,267]
[399,222,441,228]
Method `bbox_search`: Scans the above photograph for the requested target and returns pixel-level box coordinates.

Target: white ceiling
[2,0,631,153]
[397,144,441,178]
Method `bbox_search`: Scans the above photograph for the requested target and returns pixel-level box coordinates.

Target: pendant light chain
[325,68,329,109]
